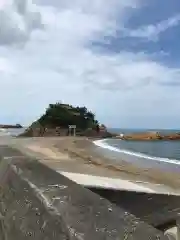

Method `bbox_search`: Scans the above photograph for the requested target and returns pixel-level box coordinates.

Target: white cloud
[0,57,14,73]
[0,0,43,46]
[125,14,180,41]
[0,0,180,128]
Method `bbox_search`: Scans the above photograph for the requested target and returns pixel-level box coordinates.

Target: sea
[2,127,180,170]
[0,127,26,137]
[93,128,180,171]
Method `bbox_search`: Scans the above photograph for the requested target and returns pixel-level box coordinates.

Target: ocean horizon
[108,127,180,134]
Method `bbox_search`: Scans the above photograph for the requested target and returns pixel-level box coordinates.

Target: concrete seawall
[90,188,180,231]
[0,145,168,239]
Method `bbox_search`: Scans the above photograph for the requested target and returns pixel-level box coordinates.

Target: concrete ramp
[59,171,156,193]
[0,146,168,240]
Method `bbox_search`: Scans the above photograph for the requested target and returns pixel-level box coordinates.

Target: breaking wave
[93,139,180,165]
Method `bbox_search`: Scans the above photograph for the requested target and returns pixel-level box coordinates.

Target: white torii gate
[68,125,76,136]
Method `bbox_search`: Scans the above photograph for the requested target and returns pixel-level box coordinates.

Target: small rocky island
[20,102,114,138]
[19,102,180,140]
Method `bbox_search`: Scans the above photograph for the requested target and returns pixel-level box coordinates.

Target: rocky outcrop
[19,103,114,138]
[19,125,69,137]
[116,131,180,141]
[19,124,115,138]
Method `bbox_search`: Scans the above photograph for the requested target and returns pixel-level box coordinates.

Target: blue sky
[0,0,180,128]
[93,0,180,66]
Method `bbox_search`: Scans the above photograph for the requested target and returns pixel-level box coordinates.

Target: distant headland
[0,124,23,129]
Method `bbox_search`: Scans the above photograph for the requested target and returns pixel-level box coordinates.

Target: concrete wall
[89,188,180,231]
[0,146,169,240]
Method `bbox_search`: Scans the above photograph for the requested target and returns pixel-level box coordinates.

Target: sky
[0,0,180,128]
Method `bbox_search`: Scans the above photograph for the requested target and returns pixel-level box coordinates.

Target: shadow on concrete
[89,188,180,231]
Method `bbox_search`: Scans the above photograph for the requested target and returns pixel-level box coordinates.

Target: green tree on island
[38,102,99,130]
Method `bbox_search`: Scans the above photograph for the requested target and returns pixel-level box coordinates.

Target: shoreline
[0,132,179,194]
[55,137,180,188]
[14,136,180,190]
[94,139,180,169]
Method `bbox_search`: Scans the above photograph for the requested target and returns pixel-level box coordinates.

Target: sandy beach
[9,136,180,192]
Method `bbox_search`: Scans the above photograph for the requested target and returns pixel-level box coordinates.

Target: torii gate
[68,125,76,136]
